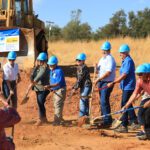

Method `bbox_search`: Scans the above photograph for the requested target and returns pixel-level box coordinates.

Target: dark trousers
[36,90,50,119]
[138,98,150,126]
[121,90,137,127]
[2,80,17,109]
[98,81,114,125]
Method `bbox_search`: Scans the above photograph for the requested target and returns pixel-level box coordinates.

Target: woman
[72,53,92,118]
[30,52,50,126]
[123,64,150,140]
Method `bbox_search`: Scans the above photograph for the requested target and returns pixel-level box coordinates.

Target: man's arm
[95,71,111,84]
[107,73,127,88]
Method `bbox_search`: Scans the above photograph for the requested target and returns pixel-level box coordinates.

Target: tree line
[45,8,150,41]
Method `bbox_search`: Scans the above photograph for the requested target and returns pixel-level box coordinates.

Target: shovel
[78,66,97,127]
[111,106,143,129]
[20,83,33,105]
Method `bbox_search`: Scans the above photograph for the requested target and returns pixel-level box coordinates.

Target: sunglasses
[137,73,143,76]
[76,59,82,62]
[8,59,15,61]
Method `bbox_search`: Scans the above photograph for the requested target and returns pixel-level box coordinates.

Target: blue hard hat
[135,64,148,73]
[119,44,130,53]
[142,63,150,73]
[101,41,111,51]
[7,51,17,60]
[76,53,86,61]
[37,52,47,61]
[47,56,58,65]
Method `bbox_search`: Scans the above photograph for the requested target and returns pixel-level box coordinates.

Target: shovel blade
[20,96,29,105]
[111,119,122,129]
[77,116,89,127]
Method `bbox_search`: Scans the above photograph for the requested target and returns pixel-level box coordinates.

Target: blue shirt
[50,66,66,90]
[120,56,136,90]
[97,54,116,82]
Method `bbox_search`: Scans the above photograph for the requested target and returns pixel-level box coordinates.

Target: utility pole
[46,21,54,40]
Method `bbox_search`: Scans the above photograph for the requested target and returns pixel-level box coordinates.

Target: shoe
[97,122,112,129]
[136,131,147,140]
[52,121,61,126]
[42,117,48,124]
[130,122,140,130]
[115,125,128,133]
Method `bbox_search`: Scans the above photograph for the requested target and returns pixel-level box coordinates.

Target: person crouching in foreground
[0,92,21,150]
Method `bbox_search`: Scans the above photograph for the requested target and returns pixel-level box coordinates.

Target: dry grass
[48,37,150,67]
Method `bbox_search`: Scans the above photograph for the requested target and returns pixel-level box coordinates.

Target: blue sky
[33,0,150,31]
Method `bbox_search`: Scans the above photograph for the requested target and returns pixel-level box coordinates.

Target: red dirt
[2,69,150,150]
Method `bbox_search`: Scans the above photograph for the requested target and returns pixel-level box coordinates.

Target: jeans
[138,98,150,126]
[2,80,17,109]
[120,90,137,127]
[36,90,50,119]
[98,81,113,125]
[79,86,92,117]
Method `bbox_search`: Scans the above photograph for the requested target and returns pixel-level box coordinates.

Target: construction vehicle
[0,0,48,68]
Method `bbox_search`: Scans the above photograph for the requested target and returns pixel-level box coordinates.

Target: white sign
[0,29,20,52]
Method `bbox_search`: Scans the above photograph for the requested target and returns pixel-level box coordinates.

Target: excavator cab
[0,0,48,68]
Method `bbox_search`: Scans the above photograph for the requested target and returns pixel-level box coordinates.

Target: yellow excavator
[0,0,48,68]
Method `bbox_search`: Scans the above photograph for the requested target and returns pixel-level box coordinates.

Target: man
[2,51,21,109]
[122,64,150,140]
[95,41,116,127]
[45,56,66,126]
[0,94,21,149]
[108,44,137,132]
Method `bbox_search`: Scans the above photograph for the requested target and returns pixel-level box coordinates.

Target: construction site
[0,0,150,150]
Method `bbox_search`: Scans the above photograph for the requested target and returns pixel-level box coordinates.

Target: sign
[0,29,20,52]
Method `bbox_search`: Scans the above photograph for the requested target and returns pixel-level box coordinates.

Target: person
[0,92,21,150]
[30,52,50,126]
[45,56,66,126]
[72,53,92,118]
[107,44,138,132]
[122,63,150,140]
[2,51,21,109]
[95,41,116,127]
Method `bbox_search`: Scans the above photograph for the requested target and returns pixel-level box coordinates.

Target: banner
[0,29,20,52]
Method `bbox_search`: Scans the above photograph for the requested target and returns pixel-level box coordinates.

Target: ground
[2,68,150,150]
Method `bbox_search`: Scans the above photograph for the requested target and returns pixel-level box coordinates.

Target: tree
[96,9,128,39]
[45,25,62,41]
[62,9,92,41]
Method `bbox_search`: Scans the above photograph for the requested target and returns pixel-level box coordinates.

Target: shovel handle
[98,86,108,91]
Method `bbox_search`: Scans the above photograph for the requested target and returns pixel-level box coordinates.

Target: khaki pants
[53,87,66,122]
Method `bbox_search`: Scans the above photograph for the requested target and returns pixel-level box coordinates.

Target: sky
[33,0,150,31]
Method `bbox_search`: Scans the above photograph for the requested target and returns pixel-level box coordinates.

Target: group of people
[94,42,150,140]
[0,41,150,149]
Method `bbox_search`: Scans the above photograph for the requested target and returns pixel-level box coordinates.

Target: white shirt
[97,54,116,82]
[3,62,19,81]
